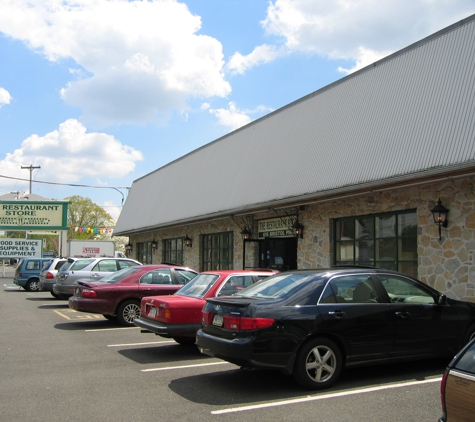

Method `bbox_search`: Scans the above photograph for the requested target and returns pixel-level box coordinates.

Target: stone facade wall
[129,175,475,302]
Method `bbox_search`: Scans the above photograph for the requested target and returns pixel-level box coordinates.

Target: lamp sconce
[151,240,158,253]
[241,228,252,241]
[292,221,304,239]
[430,198,449,240]
[184,235,192,248]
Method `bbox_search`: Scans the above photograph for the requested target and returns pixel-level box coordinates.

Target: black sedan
[196,268,475,390]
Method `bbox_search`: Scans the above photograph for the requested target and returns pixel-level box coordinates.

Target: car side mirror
[438,294,447,305]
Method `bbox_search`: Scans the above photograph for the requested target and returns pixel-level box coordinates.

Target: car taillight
[81,288,97,298]
[202,311,213,325]
[223,316,275,331]
[19,273,23,278]
[46,272,55,279]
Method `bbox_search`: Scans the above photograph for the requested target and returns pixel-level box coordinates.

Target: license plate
[148,307,157,318]
[212,314,223,327]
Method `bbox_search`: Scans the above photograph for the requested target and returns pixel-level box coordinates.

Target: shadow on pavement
[167,357,447,406]
[118,343,207,365]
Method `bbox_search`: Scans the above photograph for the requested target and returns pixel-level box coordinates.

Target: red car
[68,264,198,326]
[134,269,278,345]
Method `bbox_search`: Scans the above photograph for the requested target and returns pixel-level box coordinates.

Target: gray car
[38,258,68,298]
[53,257,142,299]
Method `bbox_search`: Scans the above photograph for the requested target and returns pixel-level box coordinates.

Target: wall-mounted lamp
[292,221,304,239]
[151,240,158,252]
[184,235,192,248]
[430,198,449,240]
[241,228,252,241]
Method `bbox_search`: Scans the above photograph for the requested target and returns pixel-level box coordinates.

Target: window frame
[162,237,185,265]
[333,209,417,277]
[201,231,234,271]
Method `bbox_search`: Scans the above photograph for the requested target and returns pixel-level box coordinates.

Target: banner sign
[0,238,43,259]
[0,201,69,230]
[258,216,297,238]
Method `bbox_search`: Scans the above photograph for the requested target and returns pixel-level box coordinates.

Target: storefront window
[201,232,234,271]
[162,238,184,265]
[136,242,152,264]
[334,210,417,277]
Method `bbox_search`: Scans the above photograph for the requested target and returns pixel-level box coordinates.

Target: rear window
[54,260,67,270]
[99,267,142,283]
[237,273,318,300]
[176,274,220,298]
[455,341,475,375]
[70,259,95,271]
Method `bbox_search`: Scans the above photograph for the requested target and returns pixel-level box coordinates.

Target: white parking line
[85,327,139,332]
[108,341,175,347]
[211,377,442,415]
[142,362,230,372]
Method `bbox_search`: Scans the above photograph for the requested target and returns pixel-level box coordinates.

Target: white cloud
[0,0,231,125]
[0,119,143,188]
[209,102,274,131]
[249,0,475,73]
[227,44,284,75]
[103,200,122,222]
[0,87,12,107]
[209,102,252,131]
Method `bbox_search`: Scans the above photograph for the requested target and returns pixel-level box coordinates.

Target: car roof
[200,269,278,276]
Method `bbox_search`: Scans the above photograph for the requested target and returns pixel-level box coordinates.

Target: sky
[1,0,474,223]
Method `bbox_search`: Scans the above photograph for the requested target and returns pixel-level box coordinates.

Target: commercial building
[115,14,475,302]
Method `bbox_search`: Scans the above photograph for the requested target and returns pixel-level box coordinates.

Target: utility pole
[21,164,41,194]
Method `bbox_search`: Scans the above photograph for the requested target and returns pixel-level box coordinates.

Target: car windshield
[175,274,220,298]
[237,273,318,299]
[97,266,143,283]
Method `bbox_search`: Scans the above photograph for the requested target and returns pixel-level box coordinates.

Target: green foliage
[65,195,114,241]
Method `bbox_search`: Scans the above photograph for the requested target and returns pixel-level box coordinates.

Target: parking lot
[1,267,446,422]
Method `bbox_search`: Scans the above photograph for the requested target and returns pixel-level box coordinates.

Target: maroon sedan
[133,269,278,345]
[68,264,197,326]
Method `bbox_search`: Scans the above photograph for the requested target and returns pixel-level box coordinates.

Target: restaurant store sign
[0,201,69,230]
[0,238,43,259]
[258,216,297,238]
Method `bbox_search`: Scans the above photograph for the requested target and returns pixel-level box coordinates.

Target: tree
[66,195,114,241]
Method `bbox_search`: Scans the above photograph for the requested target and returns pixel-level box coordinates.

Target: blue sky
[1,0,474,222]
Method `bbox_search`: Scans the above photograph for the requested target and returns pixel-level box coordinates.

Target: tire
[116,300,141,326]
[173,337,196,346]
[293,337,342,390]
[25,278,40,292]
[102,314,117,321]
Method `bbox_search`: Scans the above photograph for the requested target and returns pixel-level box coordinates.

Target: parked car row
[14,257,475,417]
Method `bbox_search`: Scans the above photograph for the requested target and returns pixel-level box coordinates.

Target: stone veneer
[130,175,475,303]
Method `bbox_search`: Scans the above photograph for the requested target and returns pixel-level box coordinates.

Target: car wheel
[293,337,342,390]
[116,300,140,326]
[173,337,196,346]
[25,279,40,292]
[102,314,117,321]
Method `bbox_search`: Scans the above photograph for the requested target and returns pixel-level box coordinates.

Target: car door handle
[328,311,346,318]
[395,311,411,319]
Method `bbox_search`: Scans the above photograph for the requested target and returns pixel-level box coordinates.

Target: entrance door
[259,237,297,271]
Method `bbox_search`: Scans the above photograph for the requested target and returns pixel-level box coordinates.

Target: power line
[0,173,130,204]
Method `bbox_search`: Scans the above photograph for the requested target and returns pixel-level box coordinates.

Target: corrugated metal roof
[115,15,475,235]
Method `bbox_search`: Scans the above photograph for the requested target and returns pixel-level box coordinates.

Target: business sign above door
[0,201,69,230]
[258,216,297,238]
